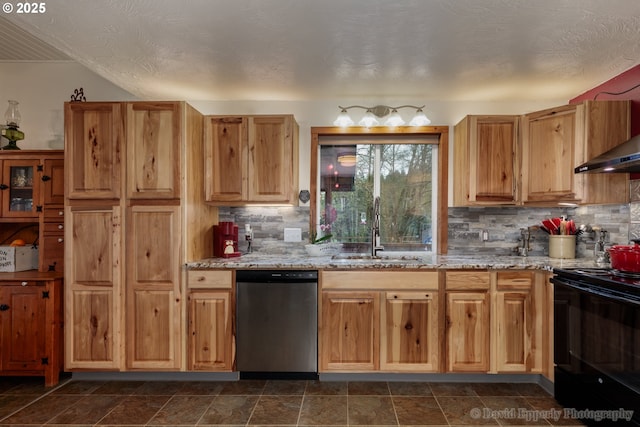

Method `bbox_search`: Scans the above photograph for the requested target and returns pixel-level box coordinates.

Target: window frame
[310,126,449,255]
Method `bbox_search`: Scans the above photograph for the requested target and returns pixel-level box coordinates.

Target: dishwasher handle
[236,269,318,283]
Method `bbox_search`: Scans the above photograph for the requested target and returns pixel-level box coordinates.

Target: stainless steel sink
[331,254,425,262]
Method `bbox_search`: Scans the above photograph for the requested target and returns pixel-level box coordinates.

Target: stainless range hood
[575,134,640,173]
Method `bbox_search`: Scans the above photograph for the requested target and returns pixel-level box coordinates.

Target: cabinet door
[0,285,47,372]
[1,159,40,218]
[204,116,247,202]
[42,158,64,205]
[188,290,233,371]
[65,102,123,200]
[320,291,379,371]
[39,224,64,273]
[522,106,579,204]
[247,116,297,203]
[495,291,532,372]
[127,102,182,199]
[65,205,122,369]
[380,291,439,372]
[446,291,490,372]
[126,205,181,369]
[454,115,518,205]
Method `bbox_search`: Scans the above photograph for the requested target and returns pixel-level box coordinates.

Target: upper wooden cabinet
[521,100,630,205]
[65,102,123,200]
[454,115,519,205]
[204,115,299,205]
[454,101,630,206]
[126,102,181,199]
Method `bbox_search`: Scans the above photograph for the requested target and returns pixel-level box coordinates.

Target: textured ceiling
[3,0,640,101]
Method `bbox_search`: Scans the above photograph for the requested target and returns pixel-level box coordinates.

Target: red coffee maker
[213,221,241,258]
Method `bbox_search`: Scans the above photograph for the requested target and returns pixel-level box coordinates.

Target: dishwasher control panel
[236,270,318,283]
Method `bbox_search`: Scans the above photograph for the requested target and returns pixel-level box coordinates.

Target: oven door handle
[552,278,640,306]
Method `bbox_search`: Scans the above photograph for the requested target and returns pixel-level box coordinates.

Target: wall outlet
[481,230,489,241]
[284,228,302,242]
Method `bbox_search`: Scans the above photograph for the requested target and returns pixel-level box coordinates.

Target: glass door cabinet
[1,159,40,218]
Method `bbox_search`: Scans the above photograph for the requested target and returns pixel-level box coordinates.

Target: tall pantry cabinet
[64,101,217,371]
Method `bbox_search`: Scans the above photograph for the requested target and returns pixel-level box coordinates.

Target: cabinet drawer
[322,271,438,290]
[40,234,64,273]
[43,206,65,222]
[0,281,44,287]
[385,291,436,301]
[445,271,490,290]
[42,222,64,233]
[187,270,232,289]
[496,271,533,290]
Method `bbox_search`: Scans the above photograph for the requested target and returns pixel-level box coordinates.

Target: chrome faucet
[371,196,384,256]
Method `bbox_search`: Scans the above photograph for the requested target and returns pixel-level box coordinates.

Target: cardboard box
[0,246,38,272]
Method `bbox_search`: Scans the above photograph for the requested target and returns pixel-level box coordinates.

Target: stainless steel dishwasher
[236,270,318,379]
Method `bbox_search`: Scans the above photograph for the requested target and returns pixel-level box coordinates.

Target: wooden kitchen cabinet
[493,271,543,373]
[445,271,490,372]
[125,205,181,369]
[64,101,217,371]
[65,204,122,370]
[381,290,439,372]
[0,272,63,386]
[320,270,439,372]
[65,102,123,200]
[39,157,65,272]
[445,270,546,374]
[204,115,299,205]
[187,270,234,371]
[126,102,182,200]
[321,290,379,371]
[453,115,519,206]
[0,151,64,273]
[521,100,630,205]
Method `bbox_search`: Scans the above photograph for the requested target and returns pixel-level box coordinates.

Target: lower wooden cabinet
[0,272,63,386]
[445,270,545,374]
[187,270,234,371]
[381,291,439,371]
[320,271,439,373]
[65,205,122,370]
[321,291,379,371]
[126,205,182,370]
[446,290,490,372]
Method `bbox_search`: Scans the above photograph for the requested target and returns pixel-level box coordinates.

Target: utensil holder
[549,235,576,259]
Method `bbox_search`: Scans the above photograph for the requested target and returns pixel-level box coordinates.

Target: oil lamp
[1,100,24,150]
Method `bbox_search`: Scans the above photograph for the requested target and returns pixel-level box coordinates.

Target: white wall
[1,61,567,203]
[0,62,137,150]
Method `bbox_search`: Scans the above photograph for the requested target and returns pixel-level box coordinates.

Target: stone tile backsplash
[448,204,630,258]
[219,201,632,259]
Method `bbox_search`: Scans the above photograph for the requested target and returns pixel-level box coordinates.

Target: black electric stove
[551,267,640,426]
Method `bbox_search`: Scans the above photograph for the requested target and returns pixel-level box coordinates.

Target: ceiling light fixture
[333,104,431,128]
[337,153,357,167]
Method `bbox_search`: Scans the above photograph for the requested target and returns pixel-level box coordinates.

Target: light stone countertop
[186,253,603,271]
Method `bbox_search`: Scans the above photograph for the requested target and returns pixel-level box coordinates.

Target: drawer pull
[58,211,64,216]
[57,238,64,243]
[57,224,63,230]
[0,304,9,311]
[21,281,28,286]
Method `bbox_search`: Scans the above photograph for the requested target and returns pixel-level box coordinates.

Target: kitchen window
[310,127,449,255]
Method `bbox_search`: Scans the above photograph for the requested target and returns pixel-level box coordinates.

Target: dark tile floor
[0,377,585,426]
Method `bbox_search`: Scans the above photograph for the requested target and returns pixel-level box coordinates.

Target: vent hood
[575,134,640,173]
